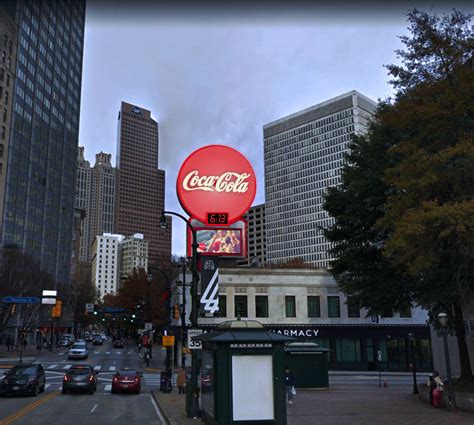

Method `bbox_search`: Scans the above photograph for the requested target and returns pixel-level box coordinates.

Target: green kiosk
[195,318,295,425]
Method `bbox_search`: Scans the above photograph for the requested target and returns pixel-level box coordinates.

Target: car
[113,340,124,349]
[1,364,45,396]
[68,342,89,360]
[62,365,98,394]
[111,370,142,394]
[100,333,107,342]
[61,334,75,345]
[57,339,70,348]
[92,335,103,345]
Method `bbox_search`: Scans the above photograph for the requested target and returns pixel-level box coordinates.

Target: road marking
[1,390,59,425]
[127,352,131,355]
[149,393,167,424]
[48,364,58,369]
[45,384,51,389]
[63,365,71,370]
[104,384,111,391]
[105,352,110,355]
[90,403,99,413]
[109,366,116,371]
[94,366,102,371]
[115,351,122,355]
[59,352,65,356]
[94,351,99,354]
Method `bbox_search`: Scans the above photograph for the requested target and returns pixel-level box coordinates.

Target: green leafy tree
[325,8,473,381]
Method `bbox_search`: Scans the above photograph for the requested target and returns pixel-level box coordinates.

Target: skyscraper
[75,147,116,262]
[263,90,376,269]
[1,1,86,286]
[115,101,171,266]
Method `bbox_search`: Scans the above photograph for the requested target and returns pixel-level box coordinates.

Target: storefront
[200,323,433,372]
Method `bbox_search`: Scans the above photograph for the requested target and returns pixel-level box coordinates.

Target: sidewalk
[152,390,201,425]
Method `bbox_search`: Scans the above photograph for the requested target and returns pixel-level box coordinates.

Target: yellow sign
[162,335,175,347]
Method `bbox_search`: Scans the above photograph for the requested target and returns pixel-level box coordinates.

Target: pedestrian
[177,368,186,394]
[37,341,42,354]
[7,336,14,352]
[284,367,295,405]
[427,374,436,405]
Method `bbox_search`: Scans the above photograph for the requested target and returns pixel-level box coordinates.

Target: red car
[111,370,142,394]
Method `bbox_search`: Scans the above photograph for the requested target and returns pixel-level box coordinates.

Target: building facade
[91,233,122,300]
[238,203,266,267]
[1,0,86,286]
[114,101,171,267]
[263,90,376,269]
[188,268,432,372]
[120,233,148,282]
[75,146,91,261]
[0,7,18,233]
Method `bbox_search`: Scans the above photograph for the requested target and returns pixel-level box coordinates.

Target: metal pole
[49,315,54,351]
[409,335,419,394]
[442,328,456,408]
[181,260,186,369]
[190,226,199,418]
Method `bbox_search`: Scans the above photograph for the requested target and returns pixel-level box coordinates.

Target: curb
[151,390,178,425]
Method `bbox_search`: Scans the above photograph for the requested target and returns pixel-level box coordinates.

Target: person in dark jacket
[284,367,295,405]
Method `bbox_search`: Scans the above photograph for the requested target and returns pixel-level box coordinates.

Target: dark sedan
[62,364,98,394]
[111,370,142,394]
[1,364,46,396]
[113,340,124,349]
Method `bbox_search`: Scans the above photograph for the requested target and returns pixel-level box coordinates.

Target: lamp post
[180,256,187,369]
[146,270,153,358]
[161,210,200,418]
[408,333,419,394]
[437,312,456,408]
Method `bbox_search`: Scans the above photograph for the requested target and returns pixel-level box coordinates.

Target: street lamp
[437,312,456,408]
[180,256,187,369]
[161,210,200,418]
[408,333,419,394]
[146,270,153,358]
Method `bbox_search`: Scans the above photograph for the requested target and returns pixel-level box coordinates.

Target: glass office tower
[1,0,86,286]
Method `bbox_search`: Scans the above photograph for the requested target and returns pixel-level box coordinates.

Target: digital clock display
[207,213,229,225]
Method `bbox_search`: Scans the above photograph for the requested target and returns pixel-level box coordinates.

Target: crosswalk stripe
[109,366,116,371]
[105,352,110,355]
[94,366,101,371]
[48,364,58,369]
[94,351,99,354]
[63,365,72,370]
[45,384,51,389]
[104,384,111,391]
[115,352,122,355]
[59,352,65,356]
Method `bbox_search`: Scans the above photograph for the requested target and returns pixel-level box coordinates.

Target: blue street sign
[103,307,126,313]
[3,296,41,304]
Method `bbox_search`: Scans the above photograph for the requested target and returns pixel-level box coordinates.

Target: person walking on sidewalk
[284,367,295,405]
[177,368,186,394]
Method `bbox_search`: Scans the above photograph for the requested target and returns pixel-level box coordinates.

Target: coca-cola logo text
[182,171,250,193]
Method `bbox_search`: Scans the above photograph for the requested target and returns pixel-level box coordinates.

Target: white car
[68,343,89,360]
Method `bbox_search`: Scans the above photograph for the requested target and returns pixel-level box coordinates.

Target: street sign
[144,322,153,331]
[377,350,383,362]
[85,303,94,313]
[2,296,40,304]
[200,257,219,315]
[42,298,56,305]
[162,335,175,347]
[188,329,203,350]
[103,307,126,313]
[42,290,57,297]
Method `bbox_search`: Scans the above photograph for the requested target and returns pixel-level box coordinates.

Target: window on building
[216,295,226,317]
[347,298,361,318]
[234,295,247,318]
[307,296,320,317]
[255,295,269,318]
[285,296,296,318]
[328,296,341,318]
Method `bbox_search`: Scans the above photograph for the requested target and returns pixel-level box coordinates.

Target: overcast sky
[78,1,473,257]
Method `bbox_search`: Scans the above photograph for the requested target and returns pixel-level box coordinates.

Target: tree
[324,9,474,381]
[380,9,474,381]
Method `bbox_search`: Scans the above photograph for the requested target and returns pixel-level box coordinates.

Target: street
[0,338,164,425]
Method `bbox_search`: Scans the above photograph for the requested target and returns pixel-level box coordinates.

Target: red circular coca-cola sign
[176,145,257,225]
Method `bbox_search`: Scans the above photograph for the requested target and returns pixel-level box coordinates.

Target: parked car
[62,364,98,394]
[57,339,70,348]
[111,370,142,394]
[113,340,124,349]
[100,333,107,342]
[1,364,45,396]
[68,343,89,360]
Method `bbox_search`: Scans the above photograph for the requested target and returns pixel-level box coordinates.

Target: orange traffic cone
[383,380,388,388]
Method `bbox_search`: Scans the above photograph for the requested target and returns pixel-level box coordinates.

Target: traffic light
[173,304,180,320]
[11,304,16,315]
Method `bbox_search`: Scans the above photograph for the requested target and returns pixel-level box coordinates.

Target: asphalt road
[0,338,164,425]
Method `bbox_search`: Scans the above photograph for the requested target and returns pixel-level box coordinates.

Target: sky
[78,1,473,257]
